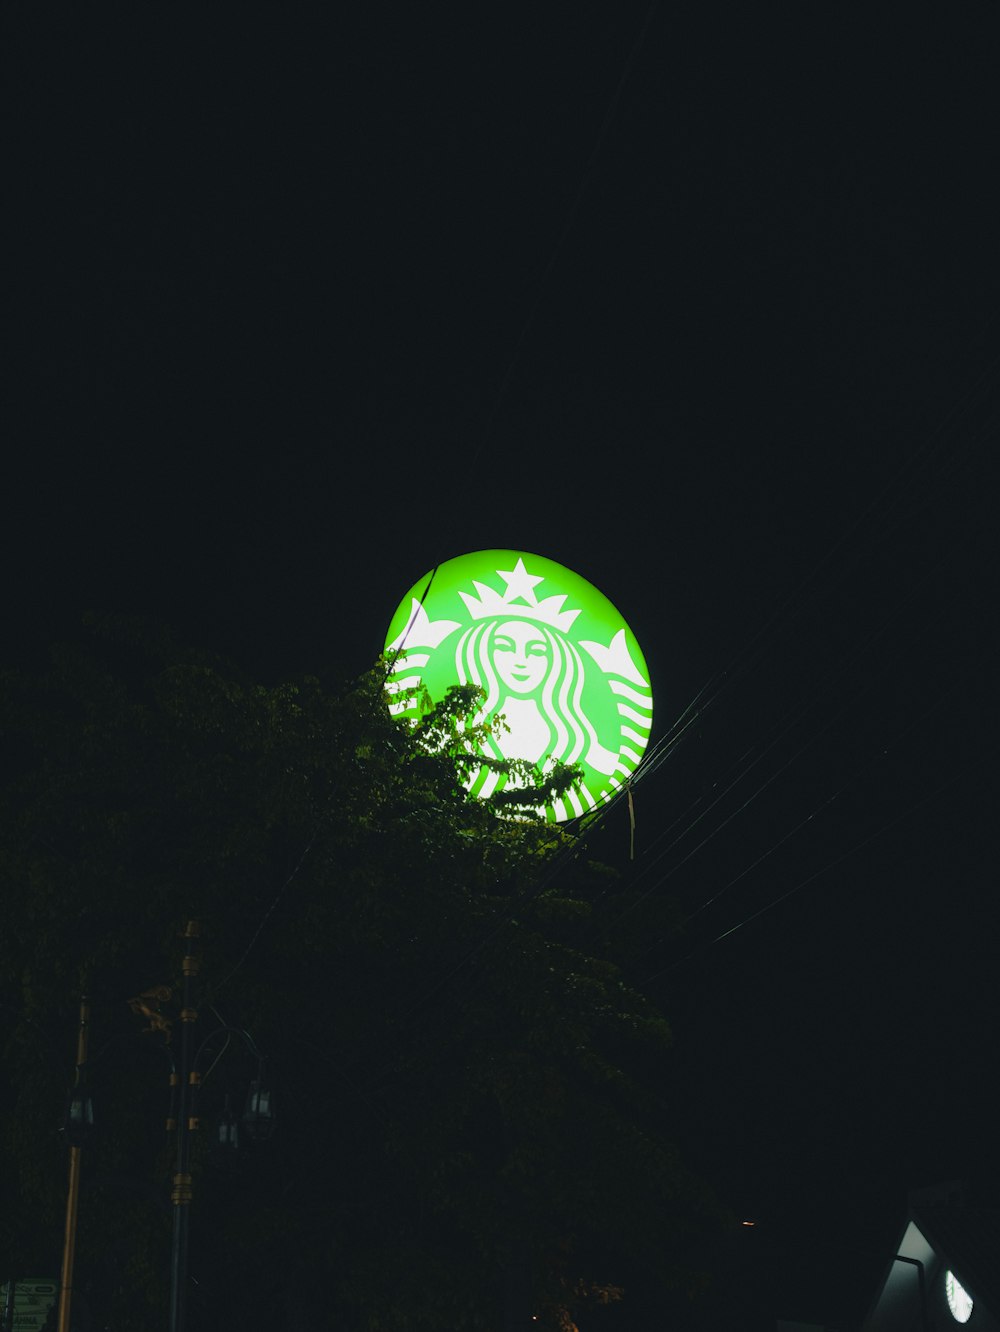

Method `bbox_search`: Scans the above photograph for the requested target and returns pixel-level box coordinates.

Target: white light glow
[945,1271,973,1323]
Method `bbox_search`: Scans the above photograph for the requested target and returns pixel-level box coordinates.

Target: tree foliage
[0,616,727,1331]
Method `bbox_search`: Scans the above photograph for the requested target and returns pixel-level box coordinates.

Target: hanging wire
[211,825,324,999]
[348,377,999,1095]
[638,767,969,987]
[629,635,998,971]
[351,395,995,1092]
[583,381,998,905]
[588,516,972,949]
[612,356,1000,843]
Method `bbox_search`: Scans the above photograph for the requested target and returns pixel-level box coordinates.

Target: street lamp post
[156,921,274,1332]
[51,921,275,1331]
[57,996,92,1332]
[168,920,200,1332]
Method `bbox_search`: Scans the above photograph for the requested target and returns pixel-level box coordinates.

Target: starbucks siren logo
[384,550,653,822]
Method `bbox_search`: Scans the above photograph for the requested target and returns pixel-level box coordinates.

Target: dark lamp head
[242,1079,275,1143]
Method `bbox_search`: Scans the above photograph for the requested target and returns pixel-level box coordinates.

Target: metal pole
[57,996,91,1332]
[3,1278,16,1332]
[168,922,200,1332]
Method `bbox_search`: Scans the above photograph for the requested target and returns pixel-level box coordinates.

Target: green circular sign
[384,550,653,822]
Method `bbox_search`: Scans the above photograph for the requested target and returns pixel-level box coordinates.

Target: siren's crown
[458,558,581,632]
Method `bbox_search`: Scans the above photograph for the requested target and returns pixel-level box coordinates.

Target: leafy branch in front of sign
[393,670,584,818]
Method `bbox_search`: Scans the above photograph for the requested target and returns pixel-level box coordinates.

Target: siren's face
[492,620,549,694]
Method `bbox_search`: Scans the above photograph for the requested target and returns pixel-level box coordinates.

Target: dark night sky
[6,4,1000,1324]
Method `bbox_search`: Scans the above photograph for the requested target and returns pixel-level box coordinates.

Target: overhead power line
[639,767,968,987]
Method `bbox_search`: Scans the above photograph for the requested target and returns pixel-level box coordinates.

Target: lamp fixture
[242,1076,275,1143]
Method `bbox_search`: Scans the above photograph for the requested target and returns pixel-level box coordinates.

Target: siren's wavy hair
[454,618,606,775]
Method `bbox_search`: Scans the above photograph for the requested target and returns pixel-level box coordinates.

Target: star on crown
[458,558,581,632]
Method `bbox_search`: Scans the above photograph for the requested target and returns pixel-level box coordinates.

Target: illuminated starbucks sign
[384,550,652,821]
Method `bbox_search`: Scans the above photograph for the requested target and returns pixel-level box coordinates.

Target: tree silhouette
[1,615,726,1331]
